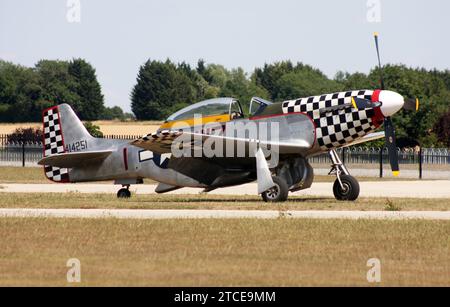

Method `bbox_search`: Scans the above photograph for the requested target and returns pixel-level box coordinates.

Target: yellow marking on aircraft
[351,97,358,109]
[159,114,231,130]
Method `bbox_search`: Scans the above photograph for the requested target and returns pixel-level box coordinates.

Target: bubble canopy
[166,98,243,121]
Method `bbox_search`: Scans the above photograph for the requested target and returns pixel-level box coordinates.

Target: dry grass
[0,167,156,184]
[0,121,162,135]
[0,217,448,286]
[0,167,47,183]
[0,192,449,211]
[0,123,41,134]
[91,121,161,135]
[0,166,424,184]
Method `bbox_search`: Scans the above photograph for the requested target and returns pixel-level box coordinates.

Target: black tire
[262,176,289,202]
[333,175,360,201]
[117,188,131,198]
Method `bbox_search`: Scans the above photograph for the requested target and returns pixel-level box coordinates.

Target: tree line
[131,59,450,147]
[0,59,131,122]
[0,58,449,147]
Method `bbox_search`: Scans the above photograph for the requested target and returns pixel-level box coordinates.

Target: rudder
[42,104,92,182]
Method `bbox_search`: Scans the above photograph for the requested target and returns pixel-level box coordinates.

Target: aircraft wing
[131,130,312,155]
[183,131,311,153]
[38,150,113,168]
[342,132,385,148]
[131,131,182,154]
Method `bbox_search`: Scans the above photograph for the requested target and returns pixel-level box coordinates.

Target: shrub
[7,127,43,144]
[83,121,103,138]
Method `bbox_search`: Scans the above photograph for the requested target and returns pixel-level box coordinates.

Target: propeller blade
[383,117,400,176]
[403,98,420,111]
[351,97,381,110]
[374,32,385,90]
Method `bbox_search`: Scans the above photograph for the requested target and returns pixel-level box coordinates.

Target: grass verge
[0,193,449,211]
[0,217,448,286]
[0,166,431,184]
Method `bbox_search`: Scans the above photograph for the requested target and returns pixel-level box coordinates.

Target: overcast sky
[1,0,449,112]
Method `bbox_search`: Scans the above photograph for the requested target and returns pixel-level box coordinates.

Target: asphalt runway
[1,180,450,198]
[0,208,449,220]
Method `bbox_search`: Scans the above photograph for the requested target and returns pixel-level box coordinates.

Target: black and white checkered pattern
[44,108,64,156]
[282,90,377,149]
[43,106,69,182]
[139,130,183,144]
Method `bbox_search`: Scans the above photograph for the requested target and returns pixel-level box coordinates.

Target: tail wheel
[333,175,360,201]
[262,176,289,202]
[117,188,131,198]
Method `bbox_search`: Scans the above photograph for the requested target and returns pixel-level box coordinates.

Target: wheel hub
[340,182,351,195]
[265,184,280,200]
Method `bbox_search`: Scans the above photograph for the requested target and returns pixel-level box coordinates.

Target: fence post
[342,147,346,165]
[419,147,423,180]
[22,139,25,167]
[379,147,383,178]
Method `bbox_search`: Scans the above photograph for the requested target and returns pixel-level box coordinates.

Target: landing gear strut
[261,176,289,202]
[117,185,131,198]
[329,149,360,201]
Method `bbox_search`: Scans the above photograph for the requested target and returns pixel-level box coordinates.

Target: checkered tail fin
[42,103,92,182]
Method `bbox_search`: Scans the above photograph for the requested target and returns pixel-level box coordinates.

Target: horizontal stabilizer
[38,150,113,168]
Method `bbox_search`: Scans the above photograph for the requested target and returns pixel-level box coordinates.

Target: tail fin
[42,103,92,182]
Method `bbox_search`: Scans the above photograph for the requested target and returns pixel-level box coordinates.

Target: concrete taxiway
[0,208,449,220]
[1,180,450,198]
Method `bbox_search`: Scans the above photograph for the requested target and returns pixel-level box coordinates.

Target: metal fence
[1,134,449,168]
[308,147,450,165]
[0,134,43,166]
[0,134,142,167]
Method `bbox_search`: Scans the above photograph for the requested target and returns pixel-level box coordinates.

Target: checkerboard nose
[379,90,404,117]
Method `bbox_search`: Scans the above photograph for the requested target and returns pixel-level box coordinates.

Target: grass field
[0,193,449,211]
[0,217,448,286]
[0,166,427,184]
[0,121,162,135]
[0,167,156,184]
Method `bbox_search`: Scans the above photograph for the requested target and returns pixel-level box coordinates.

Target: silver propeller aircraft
[39,34,419,201]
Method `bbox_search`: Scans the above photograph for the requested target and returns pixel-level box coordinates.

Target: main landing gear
[261,176,289,202]
[260,157,314,203]
[329,149,360,201]
[117,185,131,198]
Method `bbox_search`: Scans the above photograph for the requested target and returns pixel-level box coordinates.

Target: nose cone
[379,90,404,117]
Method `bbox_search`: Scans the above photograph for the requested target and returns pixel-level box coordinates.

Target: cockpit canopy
[166,97,244,122]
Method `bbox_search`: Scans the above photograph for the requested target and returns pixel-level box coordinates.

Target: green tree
[253,61,295,100]
[253,61,343,101]
[131,60,196,120]
[0,60,46,122]
[220,68,269,114]
[276,67,342,100]
[83,121,103,138]
[34,59,105,121]
[101,106,127,120]
[68,58,105,120]
[434,109,450,147]
[334,71,373,90]
[35,60,80,110]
